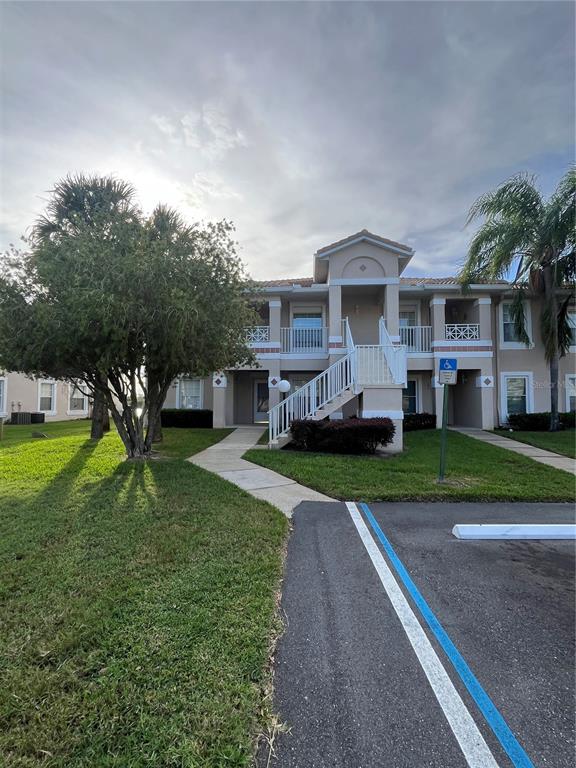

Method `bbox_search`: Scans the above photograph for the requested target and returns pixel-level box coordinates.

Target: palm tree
[460,169,575,431]
[32,174,137,438]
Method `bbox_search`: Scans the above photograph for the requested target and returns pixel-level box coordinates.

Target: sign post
[438,358,457,482]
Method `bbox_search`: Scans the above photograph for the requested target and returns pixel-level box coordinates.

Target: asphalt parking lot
[261,501,575,768]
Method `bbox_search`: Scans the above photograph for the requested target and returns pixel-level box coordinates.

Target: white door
[253,380,269,422]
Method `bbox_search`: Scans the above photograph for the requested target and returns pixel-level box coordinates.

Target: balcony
[280,326,328,354]
[399,326,432,353]
[444,324,479,341]
[245,326,329,354]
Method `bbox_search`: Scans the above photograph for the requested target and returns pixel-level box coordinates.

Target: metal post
[438,383,449,482]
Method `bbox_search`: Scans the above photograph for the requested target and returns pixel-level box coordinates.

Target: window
[499,301,532,349]
[500,372,533,422]
[69,385,87,412]
[291,308,324,350]
[566,375,576,412]
[399,311,417,328]
[179,378,202,409]
[568,311,576,349]
[402,379,418,414]
[0,377,5,415]
[39,380,56,413]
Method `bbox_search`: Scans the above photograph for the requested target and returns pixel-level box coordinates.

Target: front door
[254,380,269,422]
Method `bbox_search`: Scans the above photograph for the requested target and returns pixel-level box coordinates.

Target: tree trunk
[543,262,560,431]
[151,410,163,444]
[90,391,110,439]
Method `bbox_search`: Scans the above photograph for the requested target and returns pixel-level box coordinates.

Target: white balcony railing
[245,326,270,344]
[399,325,432,352]
[445,324,480,341]
[280,326,328,354]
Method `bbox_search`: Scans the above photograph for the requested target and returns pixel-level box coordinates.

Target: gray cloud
[1,1,573,279]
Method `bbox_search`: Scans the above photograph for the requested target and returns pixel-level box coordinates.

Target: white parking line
[345,501,500,768]
[453,524,576,540]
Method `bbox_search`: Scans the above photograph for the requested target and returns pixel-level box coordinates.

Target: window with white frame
[500,373,533,422]
[566,374,576,412]
[499,301,532,348]
[69,385,87,412]
[399,310,417,328]
[402,379,418,414]
[568,310,576,349]
[179,378,203,409]
[39,380,56,413]
[0,376,5,415]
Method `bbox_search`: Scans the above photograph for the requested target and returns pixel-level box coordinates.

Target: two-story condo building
[163,229,576,449]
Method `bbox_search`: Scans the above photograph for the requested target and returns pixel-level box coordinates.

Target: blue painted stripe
[360,502,534,768]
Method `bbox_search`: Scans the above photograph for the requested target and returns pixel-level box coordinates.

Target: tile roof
[255,276,510,288]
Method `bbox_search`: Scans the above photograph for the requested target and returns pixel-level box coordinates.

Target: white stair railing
[378,317,407,385]
[399,325,432,352]
[268,350,357,443]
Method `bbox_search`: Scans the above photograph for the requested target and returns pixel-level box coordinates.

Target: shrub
[289,417,395,454]
[506,411,575,431]
[404,412,436,431]
[160,409,213,428]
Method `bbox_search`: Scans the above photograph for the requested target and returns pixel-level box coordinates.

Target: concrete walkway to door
[452,427,576,475]
[188,426,333,516]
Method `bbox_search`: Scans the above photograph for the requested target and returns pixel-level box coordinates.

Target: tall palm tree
[460,169,575,431]
[32,174,137,438]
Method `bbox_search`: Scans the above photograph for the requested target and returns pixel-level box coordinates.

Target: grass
[245,429,575,502]
[494,428,576,459]
[0,421,287,767]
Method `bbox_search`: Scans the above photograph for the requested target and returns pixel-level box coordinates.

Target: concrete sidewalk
[453,427,576,475]
[188,426,333,516]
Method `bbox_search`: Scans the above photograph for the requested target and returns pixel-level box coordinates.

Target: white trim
[178,377,204,408]
[37,379,57,415]
[475,376,494,389]
[473,298,492,306]
[429,297,446,306]
[317,235,413,258]
[499,371,534,424]
[0,375,6,417]
[289,302,326,325]
[498,300,533,350]
[432,339,492,348]
[406,351,434,358]
[67,383,89,415]
[329,335,343,343]
[251,341,281,350]
[330,277,400,286]
[280,353,330,360]
[433,351,493,358]
[565,373,576,412]
[403,377,420,415]
[361,409,404,420]
[268,299,282,308]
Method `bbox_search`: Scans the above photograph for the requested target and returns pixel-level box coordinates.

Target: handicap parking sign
[438,358,457,384]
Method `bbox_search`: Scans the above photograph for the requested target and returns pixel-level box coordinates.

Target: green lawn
[494,428,576,459]
[0,422,287,767]
[245,429,574,502]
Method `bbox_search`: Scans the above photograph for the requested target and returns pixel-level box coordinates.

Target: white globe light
[278,379,291,393]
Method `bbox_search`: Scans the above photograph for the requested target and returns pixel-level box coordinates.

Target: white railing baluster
[444,324,480,341]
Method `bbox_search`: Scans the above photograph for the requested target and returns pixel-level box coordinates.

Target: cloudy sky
[1,1,574,279]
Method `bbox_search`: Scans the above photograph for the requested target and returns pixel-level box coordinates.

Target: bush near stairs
[289,417,395,454]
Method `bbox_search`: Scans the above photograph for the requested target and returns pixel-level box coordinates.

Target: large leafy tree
[0,176,257,458]
[30,175,138,438]
[460,169,575,430]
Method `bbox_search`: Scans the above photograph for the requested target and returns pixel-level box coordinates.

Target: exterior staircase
[267,318,407,447]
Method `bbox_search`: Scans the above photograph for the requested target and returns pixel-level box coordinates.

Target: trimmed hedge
[506,411,575,431]
[404,412,436,431]
[160,409,213,428]
[289,417,395,454]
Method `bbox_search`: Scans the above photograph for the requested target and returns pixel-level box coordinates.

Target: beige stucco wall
[327,242,401,280]
[2,372,89,422]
